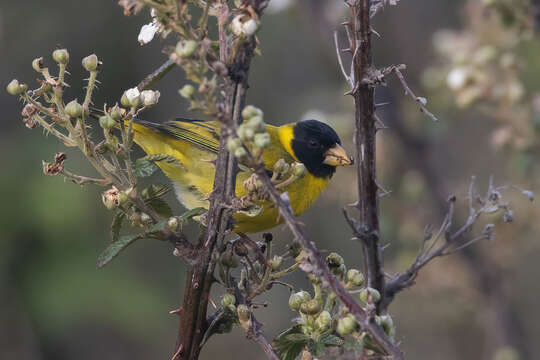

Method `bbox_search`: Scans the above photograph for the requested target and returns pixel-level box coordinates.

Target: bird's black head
[291,120,353,178]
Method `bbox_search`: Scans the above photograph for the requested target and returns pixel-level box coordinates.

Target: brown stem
[255,169,403,359]
[349,0,385,311]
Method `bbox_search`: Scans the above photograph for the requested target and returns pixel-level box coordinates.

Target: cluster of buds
[227,105,269,162]
[423,0,537,150]
[121,87,160,108]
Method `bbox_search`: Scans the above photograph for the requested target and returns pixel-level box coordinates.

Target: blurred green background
[1,1,539,359]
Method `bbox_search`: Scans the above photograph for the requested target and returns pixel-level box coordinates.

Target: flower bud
[52,48,69,64]
[237,304,251,323]
[32,57,44,72]
[254,133,271,149]
[241,105,263,120]
[227,137,243,152]
[140,89,160,106]
[234,147,248,159]
[300,299,321,315]
[220,250,239,268]
[7,79,26,96]
[326,252,344,267]
[140,212,152,224]
[297,291,311,303]
[221,293,236,307]
[65,100,83,118]
[273,159,290,174]
[118,191,128,206]
[110,105,123,121]
[347,269,365,287]
[293,163,306,178]
[359,287,381,303]
[124,87,141,108]
[102,187,120,210]
[167,217,179,231]
[82,54,99,72]
[176,40,198,59]
[99,115,116,129]
[337,315,357,335]
[238,125,254,142]
[271,255,282,271]
[247,116,266,133]
[315,311,332,331]
[179,84,195,99]
[376,315,395,339]
[288,293,303,311]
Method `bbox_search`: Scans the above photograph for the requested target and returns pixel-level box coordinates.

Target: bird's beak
[323,144,354,166]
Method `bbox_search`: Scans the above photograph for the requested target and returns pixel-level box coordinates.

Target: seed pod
[140,90,160,106]
[246,116,265,133]
[293,163,306,178]
[271,255,282,271]
[254,133,271,149]
[227,137,243,152]
[234,147,248,159]
[175,40,197,59]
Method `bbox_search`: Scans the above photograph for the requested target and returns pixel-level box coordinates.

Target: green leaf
[133,154,184,178]
[110,212,125,243]
[343,335,364,352]
[285,333,310,343]
[134,158,159,178]
[97,234,142,268]
[147,197,173,218]
[179,207,206,226]
[318,333,344,346]
[273,325,307,360]
[148,220,167,234]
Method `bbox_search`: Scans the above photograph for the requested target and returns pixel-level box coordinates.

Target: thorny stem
[255,168,403,359]
[349,0,386,312]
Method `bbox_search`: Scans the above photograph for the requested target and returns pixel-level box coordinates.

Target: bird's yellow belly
[168,164,329,233]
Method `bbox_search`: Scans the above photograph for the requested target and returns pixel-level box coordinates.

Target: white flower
[140,90,160,106]
[242,19,258,36]
[125,87,141,104]
[446,67,469,91]
[231,15,258,37]
[138,23,158,45]
[231,16,244,36]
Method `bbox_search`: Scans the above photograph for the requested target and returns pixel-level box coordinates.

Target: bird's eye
[308,139,319,149]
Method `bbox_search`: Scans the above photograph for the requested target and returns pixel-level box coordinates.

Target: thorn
[208,295,217,309]
[169,307,183,316]
[171,344,183,360]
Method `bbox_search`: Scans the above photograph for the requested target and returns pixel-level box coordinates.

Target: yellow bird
[131,118,353,233]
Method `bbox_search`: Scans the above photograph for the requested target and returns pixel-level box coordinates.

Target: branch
[348,0,386,310]
[392,66,439,122]
[255,168,403,360]
[246,315,280,360]
[137,58,176,91]
[382,176,526,308]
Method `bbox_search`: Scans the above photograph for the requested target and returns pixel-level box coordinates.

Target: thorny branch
[382,176,533,309]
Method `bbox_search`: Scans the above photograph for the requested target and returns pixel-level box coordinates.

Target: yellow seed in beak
[323,144,353,166]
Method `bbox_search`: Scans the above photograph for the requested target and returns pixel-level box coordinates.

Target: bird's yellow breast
[131,120,330,233]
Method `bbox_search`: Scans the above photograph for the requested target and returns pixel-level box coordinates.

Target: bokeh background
[1,0,539,359]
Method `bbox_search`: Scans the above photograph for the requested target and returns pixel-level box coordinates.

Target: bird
[130,118,353,233]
